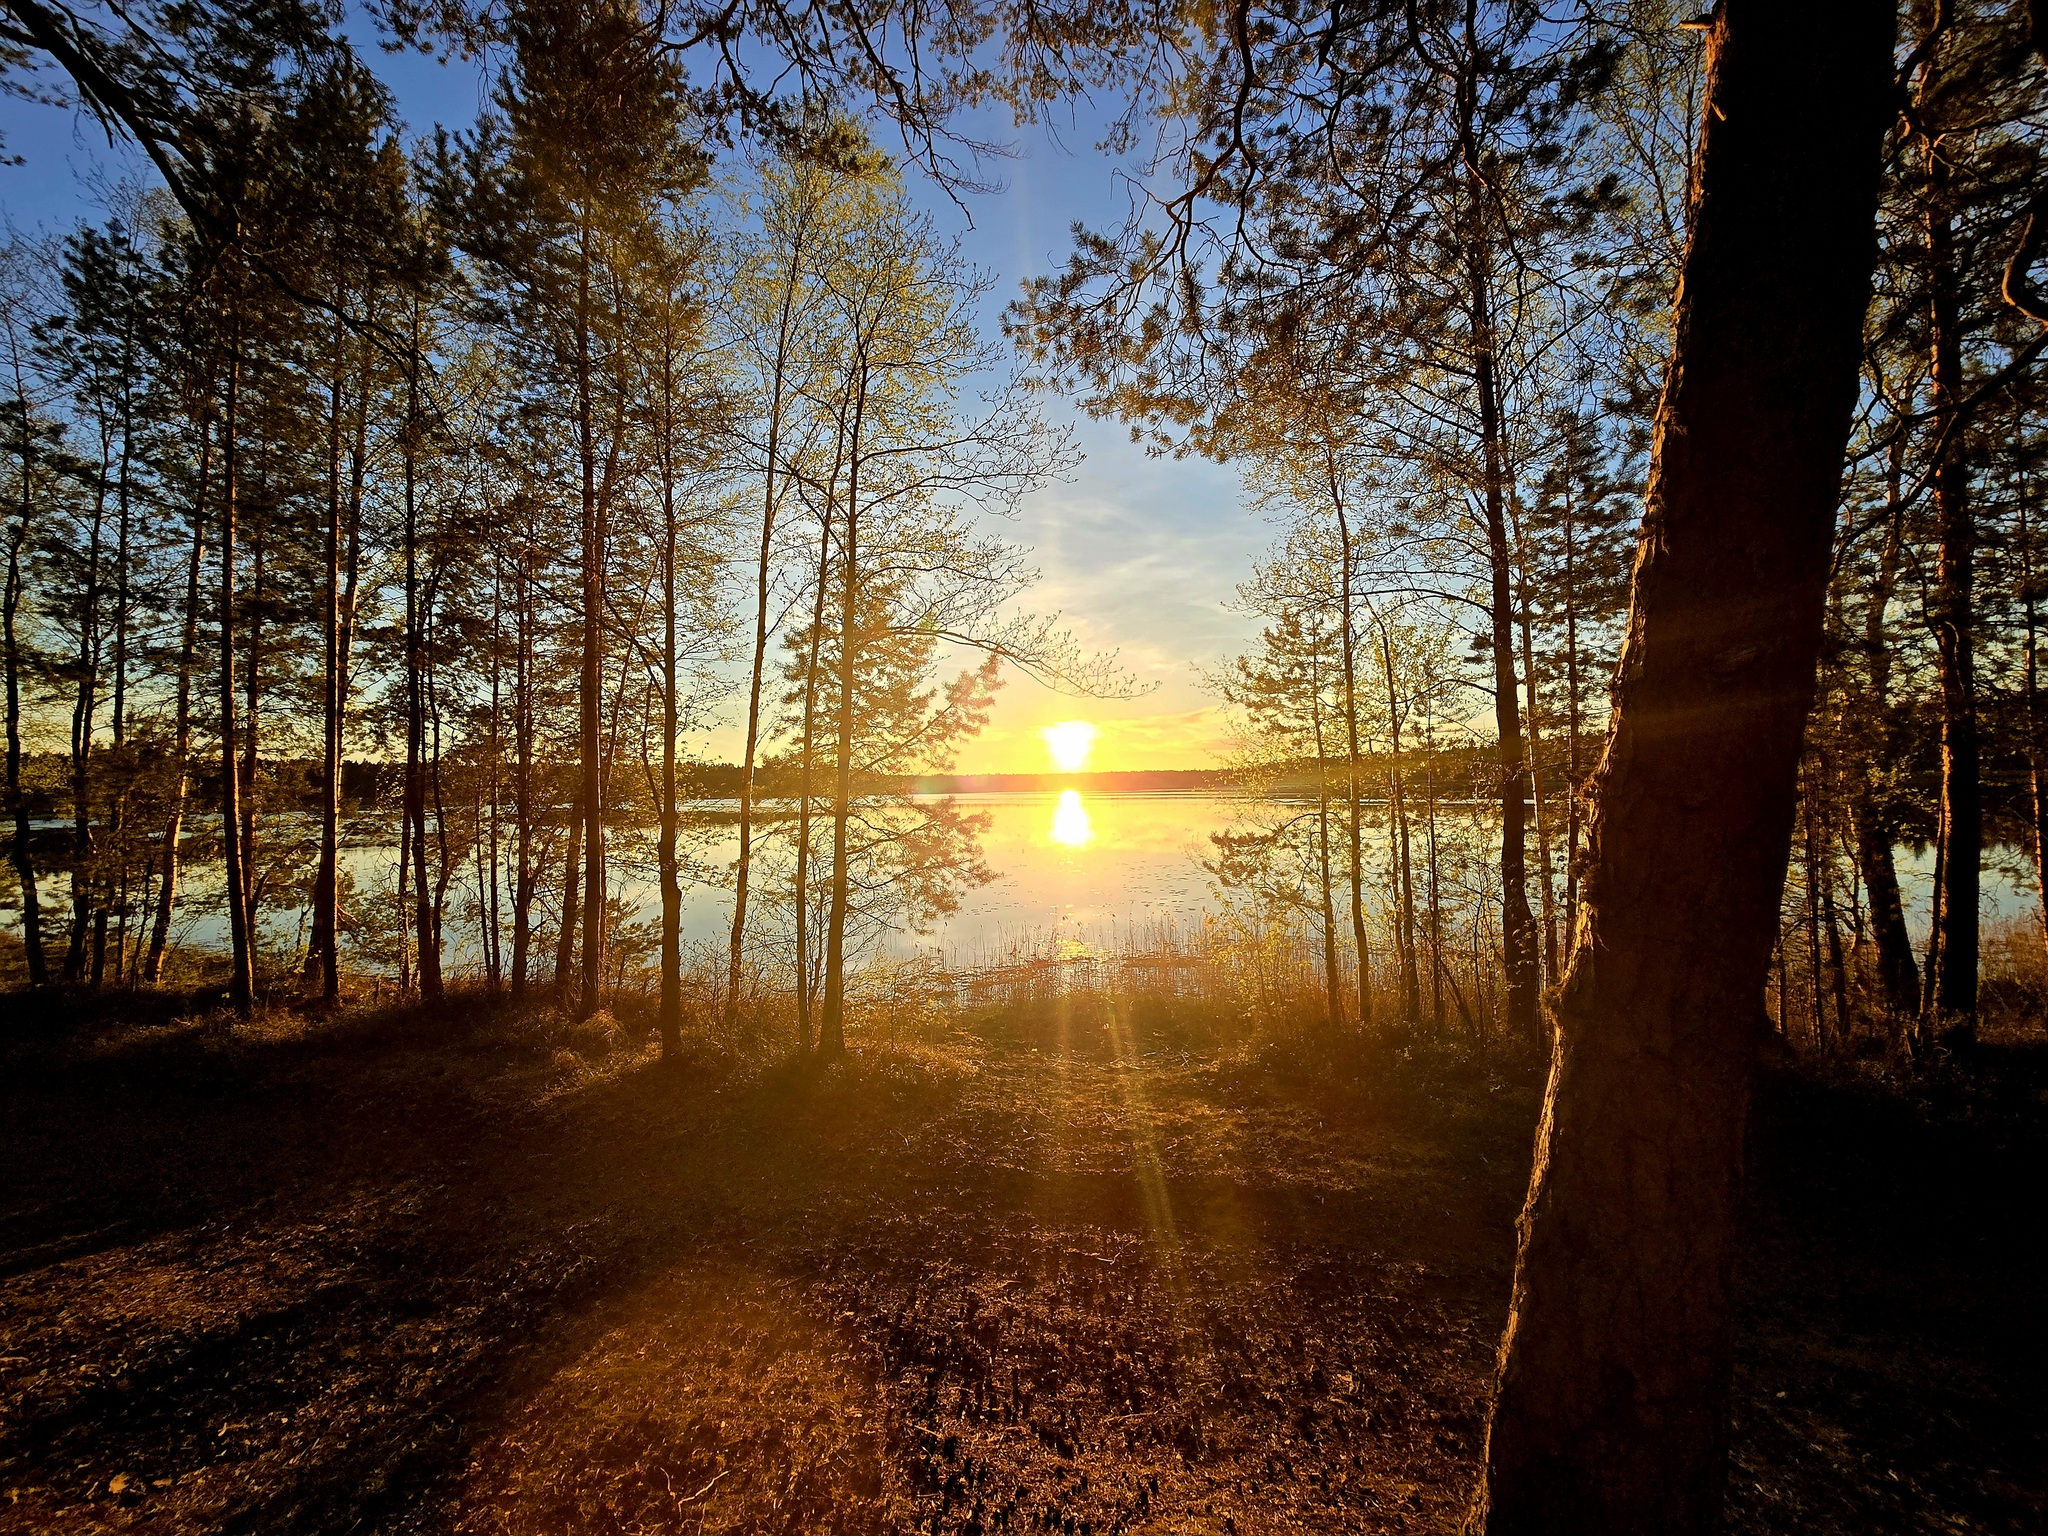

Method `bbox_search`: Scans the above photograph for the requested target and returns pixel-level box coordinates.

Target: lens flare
[1050,788,1094,847]
[1042,720,1098,774]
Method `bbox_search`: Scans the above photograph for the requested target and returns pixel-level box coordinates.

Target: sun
[1042,720,1098,774]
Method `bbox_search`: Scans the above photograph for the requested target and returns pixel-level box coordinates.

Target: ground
[0,991,2043,1534]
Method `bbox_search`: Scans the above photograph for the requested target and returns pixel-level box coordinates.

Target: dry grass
[0,984,2042,1534]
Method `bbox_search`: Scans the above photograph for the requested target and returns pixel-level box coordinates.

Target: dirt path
[1,997,2042,1533]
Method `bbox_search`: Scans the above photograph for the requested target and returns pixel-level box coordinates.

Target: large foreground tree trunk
[1470,4,1892,1533]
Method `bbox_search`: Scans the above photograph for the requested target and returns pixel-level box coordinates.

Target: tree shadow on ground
[0,992,2042,1534]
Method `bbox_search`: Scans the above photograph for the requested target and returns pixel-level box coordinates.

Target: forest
[1,1,2044,1534]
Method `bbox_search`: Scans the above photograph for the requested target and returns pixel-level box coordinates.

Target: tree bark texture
[1470,4,1892,1532]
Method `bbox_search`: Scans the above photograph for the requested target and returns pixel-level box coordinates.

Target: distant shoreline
[905,769,1232,795]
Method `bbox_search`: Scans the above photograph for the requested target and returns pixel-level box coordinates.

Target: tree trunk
[145,423,208,984]
[218,326,254,1017]
[1470,5,1891,1531]
[820,383,867,1059]
[794,506,833,1055]
[1926,168,1979,1043]
[1471,275,1537,1041]
[1311,657,1341,1032]
[402,316,441,999]
[1378,622,1421,1025]
[553,800,582,992]
[1850,471,1918,1024]
[1852,798,1918,1022]
[1520,594,1560,988]
[1333,489,1372,1026]
[511,542,537,999]
[576,243,606,1021]
[3,388,45,986]
[658,345,683,1058]
[62,452,105,983]
[727,276,800,1028]
[1563,490,1584,941]
[307,310,348,1000]
[2027,512,2048,969]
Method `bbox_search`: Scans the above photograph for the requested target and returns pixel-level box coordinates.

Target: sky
[0,32,1269,775]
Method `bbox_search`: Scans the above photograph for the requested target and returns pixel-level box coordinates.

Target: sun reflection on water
[1049,789,1094,848]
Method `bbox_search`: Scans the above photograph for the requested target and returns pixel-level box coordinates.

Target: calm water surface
[17,790,2041,974]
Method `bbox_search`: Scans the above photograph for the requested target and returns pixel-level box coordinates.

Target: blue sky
[0,32,1265,772]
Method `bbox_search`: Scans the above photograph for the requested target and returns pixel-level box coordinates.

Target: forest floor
[0,988,2044,1535]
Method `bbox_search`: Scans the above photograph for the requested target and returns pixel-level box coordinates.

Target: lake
[13,789,2044,978]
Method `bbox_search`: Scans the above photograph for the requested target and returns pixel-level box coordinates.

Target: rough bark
[1470,4,1892,1531]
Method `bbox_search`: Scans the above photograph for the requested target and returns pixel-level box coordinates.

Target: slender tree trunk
[1563,492,1584,940]
[239,525,263,957]
[104,390,134,987]
[218,320,254,1016]
[1450,47,1537,1040]
[794,507,833,1054]
[1333,490,1372,1026]
[1472,6,1891,1530]
[511,546,537,999]
[658,350,683,1058]
[1823,832,1850,1048]
[820,381,867,1059]
[1378,622,1421,1024]
[576,243,606,1020]
[1927,193,1979,1042]
[1805,790,1827,1051]
[1311,655,1341,1031]
[1852,800,1918,1023]
[484,562,503,990]
[427,617,453,982]
[3,391,45,985]
[145,423,209,983]
[1424,699,1445,1035]
[1851,471,1918,1023]
[1520,595,1560,988]
[308,309,347,1000]
[728,278,802,1028]
[1471,273,1537,1041]
[2026,508,2048,968]
[63,467,105,983]
[554,801,582,992]
[402,314,441,999]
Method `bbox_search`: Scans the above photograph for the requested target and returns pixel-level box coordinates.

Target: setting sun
[1042,720,1098,774]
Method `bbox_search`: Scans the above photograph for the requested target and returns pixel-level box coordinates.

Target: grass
[0,984,2042,1534]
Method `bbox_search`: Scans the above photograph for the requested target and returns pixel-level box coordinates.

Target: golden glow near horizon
[1042,720,1099,774]
[1050,789,1095,847]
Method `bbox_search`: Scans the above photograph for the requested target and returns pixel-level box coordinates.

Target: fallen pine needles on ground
[0,989,2042,1533]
